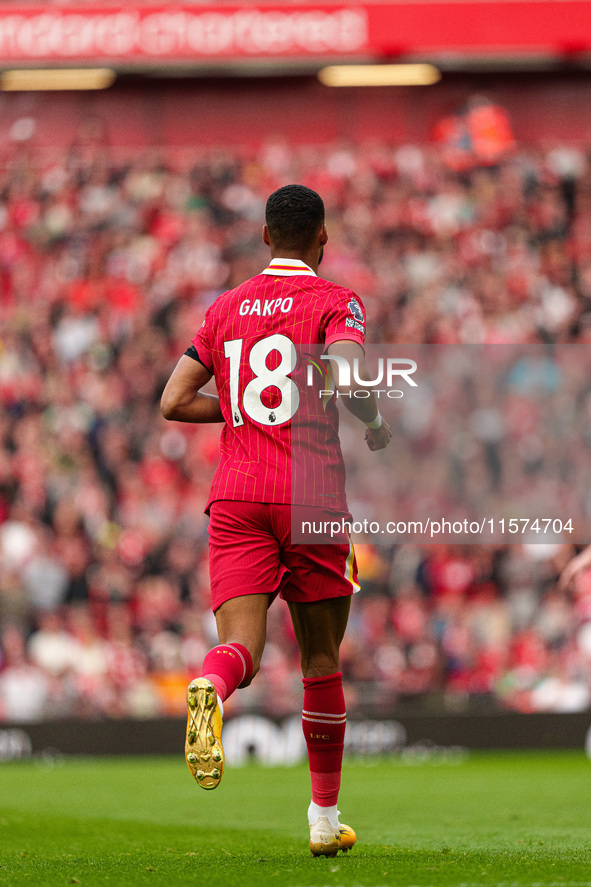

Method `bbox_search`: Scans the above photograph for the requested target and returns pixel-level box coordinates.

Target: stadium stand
[3,0,591,728]
[2,134,591,723]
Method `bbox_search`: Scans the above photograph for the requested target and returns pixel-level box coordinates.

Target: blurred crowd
[2,134,591,721]
[338,343,591,552]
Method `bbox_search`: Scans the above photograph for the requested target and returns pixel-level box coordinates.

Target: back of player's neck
[270,251,317,272]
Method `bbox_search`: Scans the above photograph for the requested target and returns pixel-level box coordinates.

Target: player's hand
[558,545,591,591]
[364,420,392,451]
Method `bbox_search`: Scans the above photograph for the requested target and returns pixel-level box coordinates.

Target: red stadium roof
[0,3,589,68]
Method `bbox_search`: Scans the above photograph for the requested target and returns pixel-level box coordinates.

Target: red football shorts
[208,500,359,612]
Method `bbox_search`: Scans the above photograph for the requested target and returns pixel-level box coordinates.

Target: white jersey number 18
[224,334,300,428]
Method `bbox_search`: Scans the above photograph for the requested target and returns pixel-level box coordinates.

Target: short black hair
[265,185,325,251]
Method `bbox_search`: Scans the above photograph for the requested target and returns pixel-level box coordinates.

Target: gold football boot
[309,817,357,857]
[185,678,224,790]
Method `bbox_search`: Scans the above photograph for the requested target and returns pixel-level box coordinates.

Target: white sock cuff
[308,801,339,829]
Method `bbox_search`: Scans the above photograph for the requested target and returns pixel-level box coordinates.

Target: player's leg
[277,504,359,855]
[186,593,269,791]
[287,597,356,857]
[288,595,350,677]
[206,591,270,698]
[186,501,285,790]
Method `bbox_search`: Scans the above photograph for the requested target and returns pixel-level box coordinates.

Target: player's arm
[161,355,224,424]
[326,340,392,451]
[558,545,591,591]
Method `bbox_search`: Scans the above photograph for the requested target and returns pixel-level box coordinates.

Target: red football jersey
[190,257,366,511]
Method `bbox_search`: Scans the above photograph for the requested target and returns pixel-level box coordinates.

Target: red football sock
[201,643,253,702]
[302,672,346,808]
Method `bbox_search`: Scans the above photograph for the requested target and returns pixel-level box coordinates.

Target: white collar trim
[261,258,316,277]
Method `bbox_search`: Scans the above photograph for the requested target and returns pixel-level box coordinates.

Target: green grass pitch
[0,752,590,886]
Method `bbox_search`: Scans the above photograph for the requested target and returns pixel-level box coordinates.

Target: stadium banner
[292,344,591,545]
[2,712,591,761]
[0,3,590,64]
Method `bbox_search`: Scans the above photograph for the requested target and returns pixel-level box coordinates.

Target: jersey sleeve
[190,309,215,374]
[323,290,367,347]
